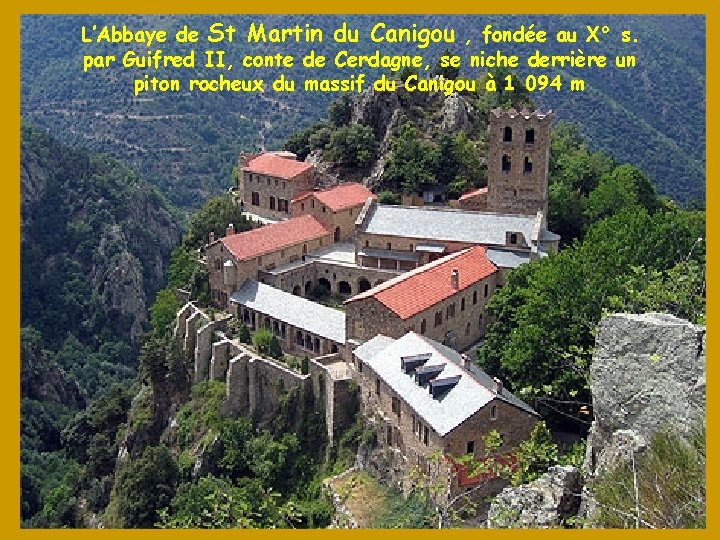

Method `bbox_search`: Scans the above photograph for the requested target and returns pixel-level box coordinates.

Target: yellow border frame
[4,1,714,537]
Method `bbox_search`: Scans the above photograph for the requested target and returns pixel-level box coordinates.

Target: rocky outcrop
[584,313,705,479]
[343,84,483,190]
[487,466,581,528]
[350,88,402,141]
[440,93,473,134]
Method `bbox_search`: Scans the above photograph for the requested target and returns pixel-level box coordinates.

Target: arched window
[525,128,535,143]
[503,126,513,142]
[524,156,533,173]
[502,154,511,173]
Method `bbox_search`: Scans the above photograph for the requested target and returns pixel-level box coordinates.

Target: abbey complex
[175,107,559,501]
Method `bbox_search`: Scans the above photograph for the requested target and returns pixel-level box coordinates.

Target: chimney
[493,377,503,395]
[451,268,459,290]
[225,223,235,237]
[208,231,215,245]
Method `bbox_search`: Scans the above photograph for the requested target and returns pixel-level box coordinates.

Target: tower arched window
[524,156,533,174]
[502,155,511,173]
[503,126,513,142]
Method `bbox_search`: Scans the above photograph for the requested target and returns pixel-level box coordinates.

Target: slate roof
[221,215,329,262]
[230,279,346,343]
[360,204,537,246]
[346,247,498,319]
[294,183,375,212]
[540,229,561,242]
[486,249,532,269]
[243,153,313,179]
[357,332,536,436]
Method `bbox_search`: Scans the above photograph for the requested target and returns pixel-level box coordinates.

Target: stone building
[345,247,499,351]
[230,279,346,357]
[238,152,315,220]
[353,331,539,497]
[354,199,559,272]
[486,107,552,216]
[206,215,332,307]
[291,183,375,242]
[456,186,488,211]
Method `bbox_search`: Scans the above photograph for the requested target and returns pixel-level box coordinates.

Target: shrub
[589,427,705,528]
[252,328,274,356]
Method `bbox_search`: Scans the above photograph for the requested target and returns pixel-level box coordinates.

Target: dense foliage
[20,126,181,527]
[477,207,705,429]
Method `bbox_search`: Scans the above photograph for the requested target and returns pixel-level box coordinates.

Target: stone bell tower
[486,107,552,216]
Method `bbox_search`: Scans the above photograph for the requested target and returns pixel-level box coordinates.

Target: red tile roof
[346,247,498,319]
[459,187,488,201]
[242,153,313,179]
[293,183,375,211]
[221,215,329,262]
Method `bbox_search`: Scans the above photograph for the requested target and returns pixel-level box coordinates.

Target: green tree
[252,328,274,356]
[326,124,378,168]
[384,122,435,193]
[245,431,300,489]
[229,318,252,344]
[377,190,401,205]
[607,259,706,324]
[327,94,352,127]
[267,335,283,359]
[585,164,659,222]
[113,445,179,528]
[301,355,310,375]
[511,422,559,485]
[217,418,255,479]
[157,476,301,529]
[150,288,181,337]
[548,182,587,244]
[184,194,253,249]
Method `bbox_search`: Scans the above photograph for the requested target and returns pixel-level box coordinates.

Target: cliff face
[309,84,487,190]
[584,312,705,478]
[20,125,182,346]
[20,328,85,410]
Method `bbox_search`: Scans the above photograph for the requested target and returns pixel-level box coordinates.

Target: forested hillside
[20,125,182,526]
[21,15,704,206]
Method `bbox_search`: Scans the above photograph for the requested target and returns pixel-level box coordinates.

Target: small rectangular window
[376,378,380,396]
[391,396,401,418]
[423,426,429,445]
[466,440,475,455]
